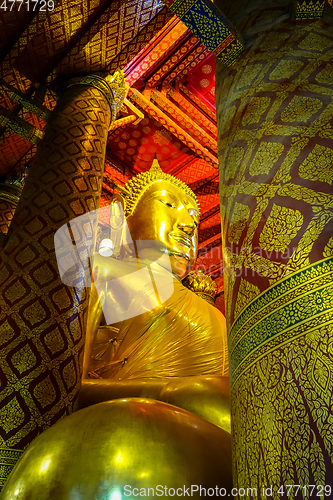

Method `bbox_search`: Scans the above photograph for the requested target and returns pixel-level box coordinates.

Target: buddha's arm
[82,255,136,380]
[92,252,157,288]
[101,280,228,379]
[82,282,104,379]
[83,254,170,377]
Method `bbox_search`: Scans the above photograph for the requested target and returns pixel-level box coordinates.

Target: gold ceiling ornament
[182,269,218,305]
[0,108,43,145]
[104,70,129,117]
[123,157,199,217]
[0,191,19,206]
[66,70,128,126]
[0,167,30,205]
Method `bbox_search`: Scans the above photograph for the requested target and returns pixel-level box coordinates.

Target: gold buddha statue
[77,159,230,438]
[83,159,229,381]
[1,160,232,500]
[0,77,232,497]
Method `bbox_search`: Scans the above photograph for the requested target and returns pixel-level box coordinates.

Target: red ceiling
[0,1,224,300]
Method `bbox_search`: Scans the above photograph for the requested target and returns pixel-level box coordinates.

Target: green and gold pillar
[0,72,126,488]
[216,10,333,495]
[0,177,24,238]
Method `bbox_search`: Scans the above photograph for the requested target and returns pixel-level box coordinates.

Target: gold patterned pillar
[0,174,27,237]
[216,15,333,495]
[0,72,126,488]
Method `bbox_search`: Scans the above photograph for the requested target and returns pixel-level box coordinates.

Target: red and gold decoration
[162,0,244,66]
[0,171,28,236]
[293,0,326,19]
[1,0,333,495]
[0,71,126,486]
[183,269,218,305]
[216,12,333,491]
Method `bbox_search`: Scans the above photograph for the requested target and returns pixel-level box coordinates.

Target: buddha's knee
[79,376,231,433]
[1,399,232,499]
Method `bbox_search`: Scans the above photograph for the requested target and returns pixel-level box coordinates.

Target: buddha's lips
[170,233,192,248]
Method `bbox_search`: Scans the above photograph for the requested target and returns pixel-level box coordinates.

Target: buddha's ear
[107,192,133,256]
[110,192,125,208]
[109,192,126,230]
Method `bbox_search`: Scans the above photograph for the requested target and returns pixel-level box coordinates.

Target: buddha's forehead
[140,180,198,209]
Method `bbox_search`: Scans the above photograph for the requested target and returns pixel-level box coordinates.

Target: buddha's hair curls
[122,157,199,217]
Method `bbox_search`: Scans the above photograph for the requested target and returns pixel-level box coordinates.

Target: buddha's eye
[161,200,176,208]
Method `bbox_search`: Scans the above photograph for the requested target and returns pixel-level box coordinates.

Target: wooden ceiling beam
[169,85,217,137]
[161,0,244,66]
[179,82,215,121]
[146,35,202,87]
[125,18,189,87]
[200,204,220,223]
[198,232,222,252]
[174,47,209,82]
[151,89,217,153]
[162,43,207,84]
[128,87,219,169]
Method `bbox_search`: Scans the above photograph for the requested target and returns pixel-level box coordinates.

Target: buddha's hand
[91,252,175,326]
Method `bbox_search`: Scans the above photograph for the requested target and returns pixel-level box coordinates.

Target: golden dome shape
[1,398,232,499]
[122,157,199,217]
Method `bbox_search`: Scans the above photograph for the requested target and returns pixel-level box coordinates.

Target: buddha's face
[126,180,199,279]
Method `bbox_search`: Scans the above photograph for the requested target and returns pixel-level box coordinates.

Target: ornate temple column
[0,72,126,488]
[216,12,333,495]
[0,176,25,236]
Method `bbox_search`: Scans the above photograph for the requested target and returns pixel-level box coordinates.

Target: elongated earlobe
[109,193,126,230]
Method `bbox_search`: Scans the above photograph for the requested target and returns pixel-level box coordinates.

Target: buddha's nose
[178,219,197,236]
[177,206,198,235]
